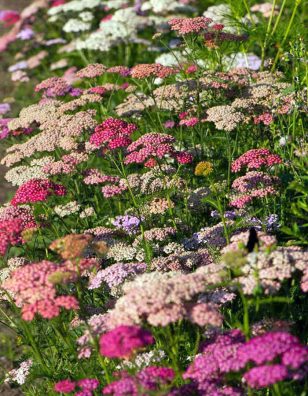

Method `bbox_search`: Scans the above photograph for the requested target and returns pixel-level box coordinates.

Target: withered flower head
[49,234,93,260]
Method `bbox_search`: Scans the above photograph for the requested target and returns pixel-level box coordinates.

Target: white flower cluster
[54,201,80,217]
[155,52,186,67]
[203,4,237,33]
[5,359,33,385]
[5,156,53,186]
[117,349,166,370]
[80,207,95,218]
[107,242,145,262]
[141,0,186,14]
[76,8,147,52]
[63,19,91,33]
[48,0,101,16]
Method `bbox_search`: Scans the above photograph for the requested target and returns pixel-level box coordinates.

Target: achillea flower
[243,364,288,388]
[88,262,147,291]
[195,161,213,176]
[5,359,33,385]
[179,117,199,127]
[89,118,137,150]
[0,219,24,256]
[83,169,120,185]
[102,366,174,395]
[130,64,177,79]
[49,234,94,260]
[254,112,274,125]
[230,171,279,208]
[99,325,154,359]
[112,215,141,234]
[35,77,72,97]
[54,379,76,393]
[11,179,66,206]
[76,63,107,78]
[107,267,224,327]
[107,66,131,76]
[2,260,79,320]
[0,10,20,27]
[168,17,212,35]
[231,149,282,172]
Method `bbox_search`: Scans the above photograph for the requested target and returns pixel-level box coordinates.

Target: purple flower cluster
[185,331,308,391]
[112,215,142,235]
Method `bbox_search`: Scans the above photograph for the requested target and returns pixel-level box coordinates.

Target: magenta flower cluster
[11,178,66,205]
[99,325,154,359]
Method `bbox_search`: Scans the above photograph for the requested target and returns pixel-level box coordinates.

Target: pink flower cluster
[0,219,23,256]
[124,133,193,167]
[0,10,20,27]
[89,118,137,150]
[230,171,279,208]
[168,17,212,35]
[83,169,120,185]
[35,77,72,97]
[231,149,282,172]
[254,112,274,125]
[11,178,66,205]
[3,260,80,320]
[99,325,154,359]
[103,366,175,395]
[54,378,99,395]
[43,153,88,176]
[0,205,36,229]
[130,64,177,79]
[107,66,131,77]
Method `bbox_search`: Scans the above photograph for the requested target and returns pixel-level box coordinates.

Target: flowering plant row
[0,0,307,395]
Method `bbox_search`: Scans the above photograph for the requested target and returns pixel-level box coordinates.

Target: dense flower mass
[89,118,137,150]
[11,178,66,205]
[99,325,154,359]
[0,0,306,395]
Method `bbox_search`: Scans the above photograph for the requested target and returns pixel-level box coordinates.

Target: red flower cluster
[231,149,282,173]
[130,63,177,79]
[11,178,66,206]
[89,117,137,150]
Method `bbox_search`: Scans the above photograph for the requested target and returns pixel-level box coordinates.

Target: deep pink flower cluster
[124,133,192,167]
[0,219,23,256]
[54,378,99,395]
[3,260,80,320]
[89,118,137,150]
[35,77,72,97]
[168,17,212,35]
[0,10,20,27]
[11,178,66,205]
[102,366,175,395]
[231,149,282,172]
[130,64,177,79]
[185,330,308,391]
[99,325,154,359]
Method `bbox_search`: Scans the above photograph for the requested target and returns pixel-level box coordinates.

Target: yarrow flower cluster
[89,118,137,150]
[11,178,66,206]
[99,325,154,359]
[231,149,282,173]
[124,133,192,167]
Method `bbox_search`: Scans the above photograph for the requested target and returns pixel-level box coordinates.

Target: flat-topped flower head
[76,63,107,78]
[99,325,154,359]
[11,179,66,206]
[231,149,282,173]
[130,63,177,79]
[168,17,212,35]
